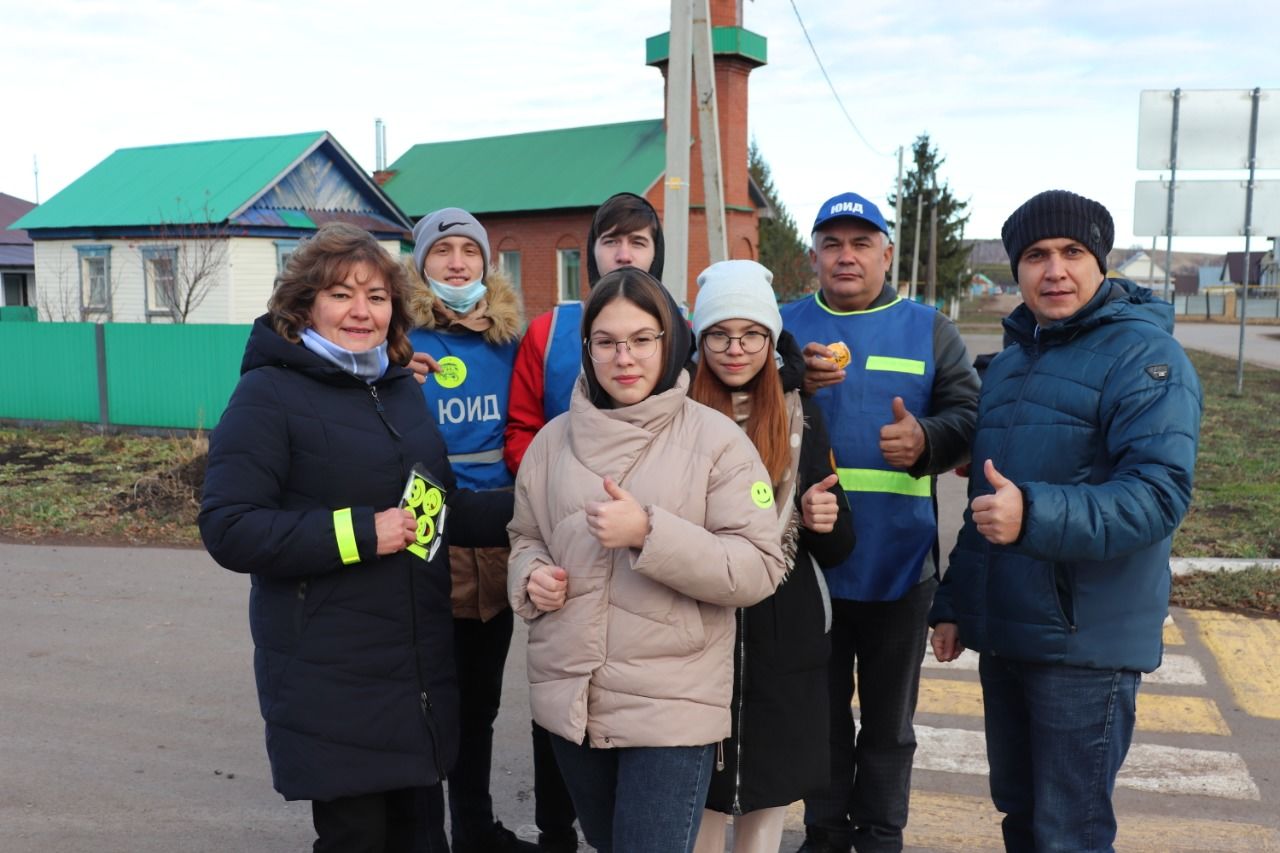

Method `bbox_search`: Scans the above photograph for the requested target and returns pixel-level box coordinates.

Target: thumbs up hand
[879,396,926,469]
[801,473,841,533]
[585,477,651,549]
[969,459,1024,545]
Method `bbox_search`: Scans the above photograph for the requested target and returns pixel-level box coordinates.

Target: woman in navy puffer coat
[199,223,512,852]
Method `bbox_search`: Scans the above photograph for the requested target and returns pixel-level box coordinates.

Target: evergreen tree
[749,140,813,302]
[886,134,972,301]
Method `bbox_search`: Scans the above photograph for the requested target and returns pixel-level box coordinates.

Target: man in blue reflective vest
[406,208,537,852]
[782,192,979,853]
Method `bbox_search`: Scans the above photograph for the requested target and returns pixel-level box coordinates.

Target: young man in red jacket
[504,192,668,472]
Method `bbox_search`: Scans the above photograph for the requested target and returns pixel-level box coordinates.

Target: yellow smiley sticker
[750,481,774,509]
[422,487,443,517]
[433,356,467,389]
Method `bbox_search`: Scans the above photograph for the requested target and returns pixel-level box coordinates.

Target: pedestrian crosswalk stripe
[913,724,1260,800]
[920,650,1207,685]
[1186,610,1280,720]
[790,790,1280,851]
[1164,616,1186,646]
[1144,652,1207,685]
[907,679,1231,735]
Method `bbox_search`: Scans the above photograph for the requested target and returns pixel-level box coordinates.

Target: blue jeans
[549,734,714,853]
[804,578,936,853]
[979,655,1140,853]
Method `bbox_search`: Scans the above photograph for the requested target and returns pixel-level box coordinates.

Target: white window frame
[143,246,179,318]
[557,248,582,302]
[76,245,111,314]
[499,249,522,296]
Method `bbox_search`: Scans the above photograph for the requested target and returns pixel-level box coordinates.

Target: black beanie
[1001,190,1114,281]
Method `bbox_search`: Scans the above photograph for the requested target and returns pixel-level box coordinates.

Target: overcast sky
[4,0,1276,253]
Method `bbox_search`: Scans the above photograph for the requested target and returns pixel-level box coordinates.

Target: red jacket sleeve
[505,310,553,474]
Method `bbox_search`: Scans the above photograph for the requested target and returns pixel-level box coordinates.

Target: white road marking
[914,724,1259,800]
[920,651,1205,685]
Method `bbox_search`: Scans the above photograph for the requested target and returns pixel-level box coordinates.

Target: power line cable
[788,0,894,158]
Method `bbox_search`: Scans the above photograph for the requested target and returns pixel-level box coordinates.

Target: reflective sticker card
[399,465,448,561]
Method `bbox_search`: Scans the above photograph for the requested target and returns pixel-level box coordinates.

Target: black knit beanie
[1001,190,1114,281]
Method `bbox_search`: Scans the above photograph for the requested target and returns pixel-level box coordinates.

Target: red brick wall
[473,0,760,320]
[479,210,594,320]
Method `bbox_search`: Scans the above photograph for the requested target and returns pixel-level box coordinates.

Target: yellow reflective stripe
[865,355,926,375]
[837,467,932,497]
[333,508,360,565]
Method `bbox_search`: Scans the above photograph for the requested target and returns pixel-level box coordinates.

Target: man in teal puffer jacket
[929,190,1202,853]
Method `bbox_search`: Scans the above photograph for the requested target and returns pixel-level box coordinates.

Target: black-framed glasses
[585,330,665,363]
[701,330,770,354]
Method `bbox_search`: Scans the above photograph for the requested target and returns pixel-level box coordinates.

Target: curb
[1171,558,1280,576]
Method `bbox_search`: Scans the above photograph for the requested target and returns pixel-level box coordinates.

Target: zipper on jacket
[732,606,747,815]
[368,385,402,438]
[407,555,448,780]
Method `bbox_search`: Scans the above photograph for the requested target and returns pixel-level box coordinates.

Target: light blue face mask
[428,277,486,315]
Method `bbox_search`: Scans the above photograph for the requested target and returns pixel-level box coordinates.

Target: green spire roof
[383,119,666,218]
[15,131,327,229]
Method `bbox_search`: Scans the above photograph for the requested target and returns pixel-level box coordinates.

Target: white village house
[13,131,411,323]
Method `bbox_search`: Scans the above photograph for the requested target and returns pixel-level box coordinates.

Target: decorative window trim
[142,245,179,318]
[275,239,300,274]
[75,245,112,315]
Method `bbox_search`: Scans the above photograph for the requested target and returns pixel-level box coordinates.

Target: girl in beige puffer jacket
[508,268,786,853]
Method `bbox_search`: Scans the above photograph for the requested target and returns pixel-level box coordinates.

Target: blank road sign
[1133,180,1280,237]
[1138,89,1280,170]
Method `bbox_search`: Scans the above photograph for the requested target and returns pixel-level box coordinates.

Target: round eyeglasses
[585,330,665,363]
[701,330,770,354]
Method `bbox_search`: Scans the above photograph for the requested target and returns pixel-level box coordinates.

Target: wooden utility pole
[926,186,938,307]
[691,0,726,266]
[891,145,903,289]
[909,191,923,300]
[662,0,692,305]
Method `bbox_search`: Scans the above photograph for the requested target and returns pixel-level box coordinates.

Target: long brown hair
[268,222,414,364]
[579,268,690,408]
[691,337,791,487]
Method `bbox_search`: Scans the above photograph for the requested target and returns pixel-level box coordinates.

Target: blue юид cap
[811,192,890,237]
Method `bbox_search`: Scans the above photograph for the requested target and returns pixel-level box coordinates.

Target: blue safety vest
[408,327,516,490]
[543,302,584,422]
[780,293,937,601]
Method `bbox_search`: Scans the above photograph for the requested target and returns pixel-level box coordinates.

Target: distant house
[1219,251,1266,286]
[378,2,770,318]
[0,192,36,308]
[1112,251,1166,286]
[13,132,411,323]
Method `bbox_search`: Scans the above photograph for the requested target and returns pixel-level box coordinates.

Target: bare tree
[146,198,233,323]
[38,247,122,323]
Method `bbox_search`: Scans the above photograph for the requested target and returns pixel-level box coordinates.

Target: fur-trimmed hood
[404,258,524,345]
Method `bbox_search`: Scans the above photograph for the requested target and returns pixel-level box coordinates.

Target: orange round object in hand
[827,341,851,369]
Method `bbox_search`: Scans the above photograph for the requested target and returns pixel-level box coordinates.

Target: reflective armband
[333,508,360,565]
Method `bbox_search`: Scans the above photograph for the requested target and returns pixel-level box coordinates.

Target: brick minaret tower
[645,0,767,303]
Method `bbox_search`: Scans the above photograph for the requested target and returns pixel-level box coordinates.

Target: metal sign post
[1236,87,1262,396]
[1162,88,1180,302]
[1135,88,1278,393]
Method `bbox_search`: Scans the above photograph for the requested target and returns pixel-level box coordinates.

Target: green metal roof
[15,131,326,229]
[645,26,768,66]
[382,119,666,218]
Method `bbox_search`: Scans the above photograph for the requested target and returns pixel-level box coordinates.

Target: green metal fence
[0,323,250,429]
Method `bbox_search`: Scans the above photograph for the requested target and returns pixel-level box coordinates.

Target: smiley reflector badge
[433,356,467,389]
[750,481,775,509]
